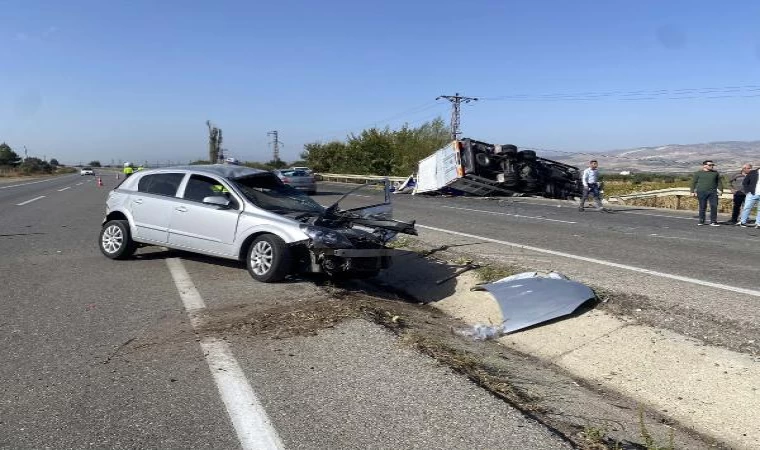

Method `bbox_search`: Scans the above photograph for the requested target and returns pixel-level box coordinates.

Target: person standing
[739,166,760,228]
[579,160,603,211]
[729,163,752,224]
[690,160,724,226]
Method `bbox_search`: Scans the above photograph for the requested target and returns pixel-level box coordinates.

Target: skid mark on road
[419,224,760,297]
[166,258,284,450]
[440,205,577,224]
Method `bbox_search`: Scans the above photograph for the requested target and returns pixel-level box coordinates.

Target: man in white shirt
[579,160,603,211]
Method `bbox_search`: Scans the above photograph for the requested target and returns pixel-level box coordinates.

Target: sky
[2,0,760,165]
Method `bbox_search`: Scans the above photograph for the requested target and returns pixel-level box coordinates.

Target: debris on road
[480,273,595,334]
[454,272,595,339]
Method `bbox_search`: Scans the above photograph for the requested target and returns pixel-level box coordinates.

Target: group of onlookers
[690,160,760,227]
[579,159,760,226]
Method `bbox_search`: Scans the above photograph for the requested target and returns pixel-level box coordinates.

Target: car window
[137,173,185,197]
[183,174,238,209]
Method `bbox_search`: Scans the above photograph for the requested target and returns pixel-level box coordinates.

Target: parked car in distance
[98,165,417,282]
[275,169,317,195]
[290,166,312,174]
[80,167,95,176]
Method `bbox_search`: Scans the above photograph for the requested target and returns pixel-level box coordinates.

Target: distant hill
[541,141,760,173]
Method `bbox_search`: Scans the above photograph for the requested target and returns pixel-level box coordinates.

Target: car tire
[246,234,292,282]
[99,220,137,259]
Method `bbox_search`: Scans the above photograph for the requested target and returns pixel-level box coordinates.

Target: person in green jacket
[690,160,724,226]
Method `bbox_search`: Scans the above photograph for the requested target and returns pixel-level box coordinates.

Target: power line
[436,92,478,140]
[478,84,760,102]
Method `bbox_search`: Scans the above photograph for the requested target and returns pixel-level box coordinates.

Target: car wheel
[99,220,137,259]
[246,234,292,282]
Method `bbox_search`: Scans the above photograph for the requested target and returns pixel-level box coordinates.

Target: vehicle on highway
[290,166,312,174]
[274,169,317,195]
[99,165,416,282]
[80,167,95,176]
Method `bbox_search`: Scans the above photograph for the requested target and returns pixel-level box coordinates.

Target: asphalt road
[0,175,571,449]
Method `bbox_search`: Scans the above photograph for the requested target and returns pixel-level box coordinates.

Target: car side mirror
[202,196,231,208]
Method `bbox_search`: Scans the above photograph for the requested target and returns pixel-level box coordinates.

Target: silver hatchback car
[98,165,416,282]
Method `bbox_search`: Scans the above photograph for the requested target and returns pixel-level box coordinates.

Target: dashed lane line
[57,187,71,192]
[16,196,46,206]
[418,224,760,297]
[165,258,284,450]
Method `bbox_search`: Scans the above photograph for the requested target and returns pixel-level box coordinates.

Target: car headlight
[300,225,353,248]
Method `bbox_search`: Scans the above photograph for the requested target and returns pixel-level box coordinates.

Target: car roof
[139,164,268,179]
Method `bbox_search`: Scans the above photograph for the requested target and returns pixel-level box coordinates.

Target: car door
[168,174,242,256]
[129,173,185,243]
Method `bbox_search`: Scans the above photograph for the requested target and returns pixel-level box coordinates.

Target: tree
[300,117,450,176]
[19,157,52,174]
[0,143,22,167]
[49,158,60,167]
[88,160,102,167]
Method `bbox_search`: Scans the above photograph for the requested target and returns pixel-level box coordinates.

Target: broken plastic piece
[454,323,508,341]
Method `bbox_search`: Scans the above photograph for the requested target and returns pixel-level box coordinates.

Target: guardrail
[315,173,408,184]
[608,187,733,209]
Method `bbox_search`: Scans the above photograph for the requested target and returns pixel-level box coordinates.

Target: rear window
[137,173,185,197]
[83,167,92,170]
[281,170,309,177]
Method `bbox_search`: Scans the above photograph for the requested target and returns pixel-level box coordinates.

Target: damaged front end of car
[298,181,416,278]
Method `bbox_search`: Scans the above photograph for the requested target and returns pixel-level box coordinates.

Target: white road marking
[16,196,45,206]
[166,258,284,450]
[440,205,577,224]
[76,182,83,186]
[0,178,59,189]
[57,187,71,192]
[418,224,760,297]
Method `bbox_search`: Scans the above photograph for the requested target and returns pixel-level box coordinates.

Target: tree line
[300,118,451,176]
[0,143,62,174]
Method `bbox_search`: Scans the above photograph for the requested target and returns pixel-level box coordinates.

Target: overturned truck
[414,138,582,199]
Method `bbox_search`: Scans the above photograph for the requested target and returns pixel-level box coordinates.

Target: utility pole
[436,92,478,140]
[267,131,281,162]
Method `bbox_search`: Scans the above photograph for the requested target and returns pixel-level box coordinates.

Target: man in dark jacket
[739,166,760,228]
[729,164,752,224]
[690,160,724,226]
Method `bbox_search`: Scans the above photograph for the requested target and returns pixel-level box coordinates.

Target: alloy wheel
[250,240,273,275]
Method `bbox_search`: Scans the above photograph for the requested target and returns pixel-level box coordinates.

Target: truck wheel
[99,220,137,259]
[519,150,536,160]
[247,234,292,282]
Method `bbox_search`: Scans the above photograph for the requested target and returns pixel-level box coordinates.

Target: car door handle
[175,206,188,212]
[132,199,143,204]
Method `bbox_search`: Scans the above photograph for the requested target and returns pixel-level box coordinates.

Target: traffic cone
[97,177,103,187]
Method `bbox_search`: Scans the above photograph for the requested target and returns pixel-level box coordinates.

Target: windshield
[232,173,324,214]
